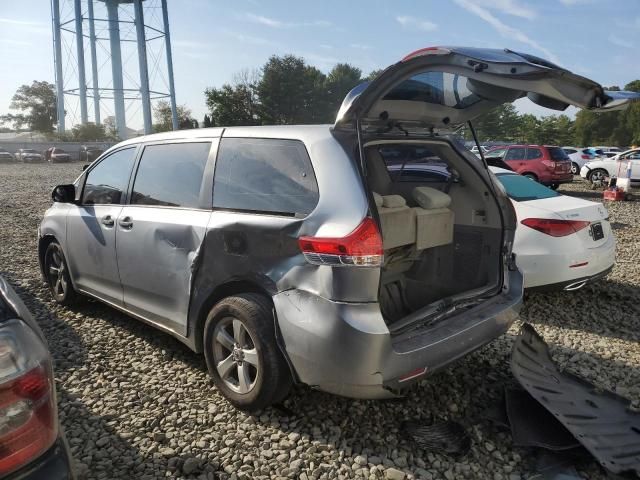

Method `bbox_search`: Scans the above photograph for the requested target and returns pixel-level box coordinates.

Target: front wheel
[44,242,80,305]
[589,168,608,184]
[203,294,292,411]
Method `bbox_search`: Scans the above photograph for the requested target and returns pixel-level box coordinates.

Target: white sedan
[491,167,615,290]
[579,148,640,184]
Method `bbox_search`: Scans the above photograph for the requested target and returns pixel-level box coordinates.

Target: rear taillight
[298,217,384,266]
[581,154,591,160]
[521,218,590,237]
[0,320,57,477]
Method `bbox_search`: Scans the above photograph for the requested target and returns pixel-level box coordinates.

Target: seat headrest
[413,186,451,209]
[372,192,384,207]
[382,195,406,208]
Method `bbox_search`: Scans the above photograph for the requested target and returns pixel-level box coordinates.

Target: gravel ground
[0,162,638,480]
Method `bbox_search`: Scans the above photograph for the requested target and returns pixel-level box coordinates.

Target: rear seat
[412,187,455,250]
[373,192,416,250]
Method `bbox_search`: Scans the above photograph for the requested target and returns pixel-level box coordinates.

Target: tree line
[2,56,639,147]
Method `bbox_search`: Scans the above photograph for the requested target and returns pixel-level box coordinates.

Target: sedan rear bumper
[6,437,74,480]
[274,269,523,399]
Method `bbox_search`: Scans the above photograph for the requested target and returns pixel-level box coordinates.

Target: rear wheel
[523,172,538,182]
[589,168,608,184]
[203,294,292,411]
[571,162,579,175]
[44,242,79,305]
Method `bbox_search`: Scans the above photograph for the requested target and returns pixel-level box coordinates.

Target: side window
[505,147,526,161]
[486,148,506,158]
[82,147,137,205]
[131,142,211,209]
[213,138,318,216]
[526,148,543,160]
[563,148,577,155]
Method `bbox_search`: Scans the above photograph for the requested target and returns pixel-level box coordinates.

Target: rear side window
[526,148,543,160]
[548,147,569,161]
[131,142,211,209]
[505,147,526,161]
[563,148,577,155]
[213,138,318,216]
[496,174,560,201]
[82,147,137,205]
[486,148,506,158]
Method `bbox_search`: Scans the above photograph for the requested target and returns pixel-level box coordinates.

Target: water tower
[51,0,178,138]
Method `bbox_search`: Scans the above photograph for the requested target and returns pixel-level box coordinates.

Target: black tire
[203,293,292,411]
[571,162,579,175]
[588,168,608,184]
[44,242,80,306]
[523,172,538,182]
[549,183,559,190]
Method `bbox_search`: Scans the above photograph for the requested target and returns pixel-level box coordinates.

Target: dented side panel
[116,206,212,335]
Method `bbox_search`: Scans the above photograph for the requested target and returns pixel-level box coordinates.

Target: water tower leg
[87,0,101,125]
[161,0,179,130]
[52,0,65,133]
[105,0,127,139]
[134,0,152,134]
[74,0,88,124]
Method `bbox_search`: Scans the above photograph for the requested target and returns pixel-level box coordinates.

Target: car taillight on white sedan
[0,319,57,476]
[521,218,590,237]
[298,217,384,266]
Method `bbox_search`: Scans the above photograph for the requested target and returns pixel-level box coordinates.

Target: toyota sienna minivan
[38,47,640,410]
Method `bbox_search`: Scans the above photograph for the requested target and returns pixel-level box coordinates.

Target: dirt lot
[1,162,638,480]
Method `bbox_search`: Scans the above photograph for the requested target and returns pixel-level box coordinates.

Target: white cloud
[558,0,591,5]
[453,0,560,64]
[472,0,537,19]
[350,43,371,50]
[245,13,332,28]
[396,15,438,32]
[608,34,633,48]
[0,18,45,26]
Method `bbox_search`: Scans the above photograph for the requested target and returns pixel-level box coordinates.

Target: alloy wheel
[212,317,259,394]
[47,245,68,301]
[590,170,606,183]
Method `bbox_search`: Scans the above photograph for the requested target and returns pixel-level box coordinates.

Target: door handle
[101,215,115,227]
[118,216,133,229]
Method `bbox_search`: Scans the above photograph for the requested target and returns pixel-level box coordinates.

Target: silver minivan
[38,47,639,410]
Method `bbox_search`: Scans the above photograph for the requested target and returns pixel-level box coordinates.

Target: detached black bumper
[6,437,74,480]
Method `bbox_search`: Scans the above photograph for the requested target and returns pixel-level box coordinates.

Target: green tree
[203,114,212,128]
[257,55,327,124]
[71,122,108,141]
[153,101,197,132]
[324,63,363,119]
[0,81,57,133]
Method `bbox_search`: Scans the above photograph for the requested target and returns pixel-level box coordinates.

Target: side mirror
[52,184,76,203]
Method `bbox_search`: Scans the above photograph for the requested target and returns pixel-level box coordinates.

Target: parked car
[15,148,44,163]
[593,146,621,153]
[490,167,615,290]
[580,148,640,184]
[563,147,596,174]
[470,145,489,157]
[38,46,640,410]
[0,149,16,163]
[78,146,104,163]
[45,148,71,163]
[0,275,73,479]
[485,145,573,189]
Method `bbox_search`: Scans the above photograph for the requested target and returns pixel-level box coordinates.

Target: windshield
[495,173,560,201]
[383,71,483,109]
[548,147,569,161]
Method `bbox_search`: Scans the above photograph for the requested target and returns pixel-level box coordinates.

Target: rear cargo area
[364,139,504,327]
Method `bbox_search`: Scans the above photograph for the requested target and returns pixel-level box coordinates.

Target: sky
[1,0,639,130]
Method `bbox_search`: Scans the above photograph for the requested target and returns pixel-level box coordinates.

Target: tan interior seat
[373,192,416,250]
[412,187,455,250]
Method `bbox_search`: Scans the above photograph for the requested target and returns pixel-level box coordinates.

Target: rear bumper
[6,437,74,480]
[274,269,523,399]
[542,173,573,185]
[518,233,616,289]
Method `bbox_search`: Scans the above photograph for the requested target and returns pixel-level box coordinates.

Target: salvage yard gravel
[1,162,638,480]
